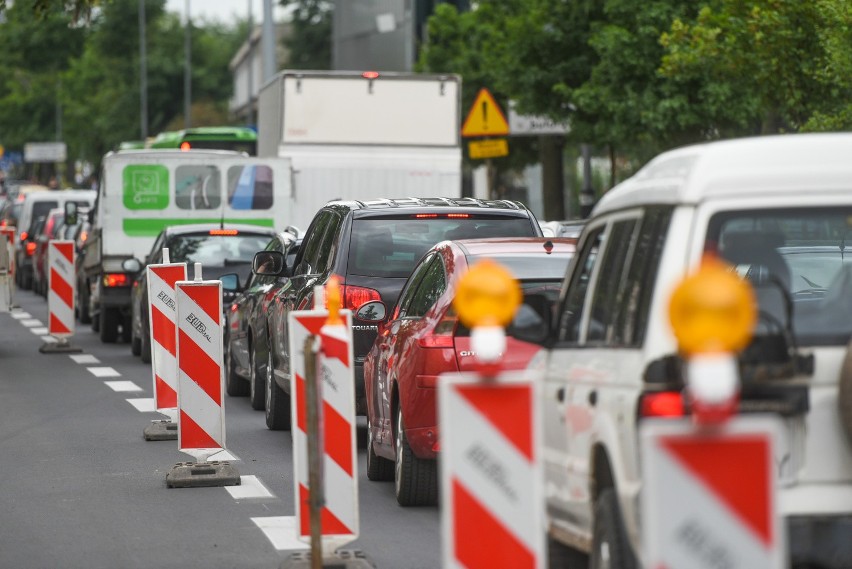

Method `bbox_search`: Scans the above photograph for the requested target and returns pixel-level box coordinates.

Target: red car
[363,237,576,506]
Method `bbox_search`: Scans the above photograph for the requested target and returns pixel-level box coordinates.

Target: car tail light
[418,314,457,349]
[80,230,88,243]
[25,242,36,255]
[342,284,381,311]
[209,229,238,236]
[20,231,28,241]
[180,141,191,151]
[103,273,130,287]
[639,391,685,418]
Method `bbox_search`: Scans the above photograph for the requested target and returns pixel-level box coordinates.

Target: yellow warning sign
[461,88,510,138]
[468,139,509,159]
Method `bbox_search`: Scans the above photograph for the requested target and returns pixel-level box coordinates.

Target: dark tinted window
[30,201,58,227]
[348,216,535,278]
[166,232,270,267]
[396,254,435,318]
[315,213,342,274]
[558,227,604,343]
[297,211,335,275]
[587,219,638,343]
[406,258,446,318]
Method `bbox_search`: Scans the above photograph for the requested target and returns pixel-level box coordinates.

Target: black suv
[251,197,542,430]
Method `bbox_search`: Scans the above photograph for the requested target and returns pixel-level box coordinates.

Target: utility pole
[247,0,254,125]
[184,0,192,129]
[261,0,276,82]
[139,0,148,140]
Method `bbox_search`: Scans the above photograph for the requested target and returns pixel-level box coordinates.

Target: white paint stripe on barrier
[104,381,143,392]
[41,336,57,343]
[11,311,31,319]
[225,476,273,499]
[176,296,221,364]
[208,449,238,462]
[152,342,177,385]
[251,517,310,551]
[87,367,121,378]
[48,288,74,315]
[31,327,48,335]
[21,319,42,327]
[69,354,100,364]
[178,369,224,445]
[448,389,538,551]
[126,398,157,412]
[320,355,353,421]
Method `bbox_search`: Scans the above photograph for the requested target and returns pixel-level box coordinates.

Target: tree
[279,0,331,70]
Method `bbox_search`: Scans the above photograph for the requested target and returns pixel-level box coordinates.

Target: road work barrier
[285,277,372,569]
[40,240,82,353]
[166,262,239,488]
[0,228,13,312]
[143,248,187,441]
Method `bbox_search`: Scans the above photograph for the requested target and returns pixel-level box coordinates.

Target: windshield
[348,216,536,278]
[708,207,852,346]
[166,232,270,267]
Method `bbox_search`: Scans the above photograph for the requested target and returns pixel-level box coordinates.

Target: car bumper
[789,515,852,567]
[406,425,440,460]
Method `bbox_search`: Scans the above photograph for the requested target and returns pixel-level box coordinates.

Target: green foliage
[279,0,331,70]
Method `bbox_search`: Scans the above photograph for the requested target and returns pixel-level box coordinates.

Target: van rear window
[31,201,58,222]
[348,216,535,278]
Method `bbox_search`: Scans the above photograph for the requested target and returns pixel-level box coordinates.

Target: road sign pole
[303,333,324,569]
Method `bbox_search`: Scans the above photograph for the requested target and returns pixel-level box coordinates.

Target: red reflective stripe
[55,242,73,265]
[321,329,349,366]
[295,372,307,433]
[295,314,326,335]
[453,479,535,569]
[183,285,220,323]
[155,374,177,408]
[180,409,220,449]
[298,483,353,536]
[49,313,71,335]
[151,304,176,356]
[323,400,353,477]
[50,268,74,308]
[152,264,186,286]
[178,329,222,406]
[457,385,534,462]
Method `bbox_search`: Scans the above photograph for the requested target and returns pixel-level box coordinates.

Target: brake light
[180,141,191,151]
[103,273,129,287]
[25,242,36,255]
[362,71,380,80]
[80,230,88,243]
[209,229,238,236]
[414,214,438,219]
[418,314,457,349]
[20,231,28,241]
[412,213,473,219]
[343,284,381,311]
[639,391,685,418]
[447,213,469,218]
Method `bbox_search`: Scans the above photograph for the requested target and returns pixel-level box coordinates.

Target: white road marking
[87,367,120,378]
[208,449,239,462]
[31,327,48,335]
[104,381,142,392]
[11,311,32,319]
[40,336,57,343]
[70,354,100,364]
[20,319,41,327]
[126,398,156,412]
[225,476,275,499]
[251,517,309,551]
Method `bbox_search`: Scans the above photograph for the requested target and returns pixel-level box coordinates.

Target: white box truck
[258,70,462,228]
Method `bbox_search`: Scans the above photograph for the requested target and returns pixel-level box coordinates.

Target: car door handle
[556,387,565,403]
[588,390,598,407]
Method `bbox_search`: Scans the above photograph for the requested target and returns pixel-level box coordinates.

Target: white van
[82,150,290,343]
[15,190,95,289]
[526,134,852,568]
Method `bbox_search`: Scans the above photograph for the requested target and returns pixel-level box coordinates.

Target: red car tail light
[418,314,457,349]
[25,241,36,255]
[103,273,130,287]
[20,231,28,241]
[639,391,685,418]
[342,284,381,311]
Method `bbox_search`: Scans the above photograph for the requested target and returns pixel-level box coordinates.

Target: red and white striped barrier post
[166,262,239,488]
[40,240,82,354]
[439,259,545,568]
[143,248,187,441]
[0,228,13,312]
[286,277,363,567]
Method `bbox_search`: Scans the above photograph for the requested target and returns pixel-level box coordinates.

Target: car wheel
[120,313,132,343]
[130,319,142,356]
[249,344,266,410]
[265,350,291,430]
[394,405,437,507]
[366,413,393,482]
[590,488,636,569]
[225,342,249,397]
[99,307,119,343]
[21,269,32,290]
[140,315,152,364]
[78,283,91,324]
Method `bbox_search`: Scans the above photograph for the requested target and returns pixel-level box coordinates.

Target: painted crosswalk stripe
[70,354,100,364]
[87,367,120,378]
[31,327,48,335]
[104,381,142,392]
[251,517,310,551]
[126,398,156,412]
[226,476,274,499]
[11,311,32,320]
[20,319,42,327]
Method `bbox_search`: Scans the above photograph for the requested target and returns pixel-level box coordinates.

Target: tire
[249,344,266,410]
[120,313,132,343]
[91,308,100,332]
[130,320,142,356]
[366,413,394,482]
[548,534,589,569]
[837,339,852,445]
[78,283,91,324]
[99,306,119,343]
[21,269,32,291]
[140,317,152,364]
[590,488,636,569]
[265,350,291,430]
[225,342,249,396]
[394,406,438,506]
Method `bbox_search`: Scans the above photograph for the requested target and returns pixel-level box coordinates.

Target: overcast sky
[165,0,290,26]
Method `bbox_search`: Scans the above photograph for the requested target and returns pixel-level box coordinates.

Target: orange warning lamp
[453,259,522,329]
[669,255,757,355]
[326,275,343,326]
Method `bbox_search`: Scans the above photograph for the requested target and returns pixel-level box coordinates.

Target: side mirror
[220,273,241,292]
[122,258,142,273]
[355,300,387,322]
[253,250,285,276]
[64,201,78,226]
[507,302,551,345]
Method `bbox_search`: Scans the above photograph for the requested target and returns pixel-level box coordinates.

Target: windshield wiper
[800,275,823,289]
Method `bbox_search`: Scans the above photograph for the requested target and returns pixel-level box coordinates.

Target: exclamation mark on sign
[481,100,488,131]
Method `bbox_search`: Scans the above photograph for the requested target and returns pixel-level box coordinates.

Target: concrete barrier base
[280,550,376,569]
[144,420,178,441]
[39,340,82,354]
[166,461,240,488]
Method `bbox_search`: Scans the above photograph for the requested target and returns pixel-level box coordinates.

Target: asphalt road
[0,287,440,569]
